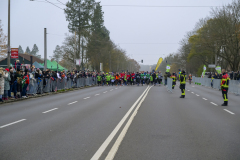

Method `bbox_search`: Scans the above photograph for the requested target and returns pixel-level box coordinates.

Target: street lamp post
[7,0,11,68]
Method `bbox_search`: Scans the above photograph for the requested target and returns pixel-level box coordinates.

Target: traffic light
[141,60,143,63]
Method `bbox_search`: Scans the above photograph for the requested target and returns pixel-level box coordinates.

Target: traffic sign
[208,64,216,68]
[11,48,18,59]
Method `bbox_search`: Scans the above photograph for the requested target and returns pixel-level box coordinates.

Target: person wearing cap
[179,70,186,98]
[170,72,176,89]
[220,69,230,106]
[106,73,111,86]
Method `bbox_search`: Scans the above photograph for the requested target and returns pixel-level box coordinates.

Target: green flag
[202,65,206,78]
[215,66,221,74]
[166,65,170,72]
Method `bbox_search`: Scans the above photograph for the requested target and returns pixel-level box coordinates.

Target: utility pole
[44,28,47,70]
[7,0,10,68]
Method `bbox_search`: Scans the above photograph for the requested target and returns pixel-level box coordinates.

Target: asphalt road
[0,83,240,160]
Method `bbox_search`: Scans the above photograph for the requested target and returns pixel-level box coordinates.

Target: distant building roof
[19,53,43,64]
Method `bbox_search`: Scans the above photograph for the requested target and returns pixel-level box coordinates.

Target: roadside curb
[0,85,96,105]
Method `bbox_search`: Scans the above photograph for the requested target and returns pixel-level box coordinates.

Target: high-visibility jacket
[124,75,127,81]
[170,75,176,82]
[97,76,102,81]
[221,73,230,89]
[188,76,192,80]
[150,75,153,81]
[111,76,115,80]
[106,75,111,81]
[180,73,186,84]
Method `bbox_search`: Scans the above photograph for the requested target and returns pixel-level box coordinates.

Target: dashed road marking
[84,97,90,99]
[210,102,218,106]
[224,109,235,115]
[95,94,100,96]
[68,101,78,105]
[196,94,199,96]
[191,92,194,94]
[110,89,113,91]
[115,88,118,89]
[90,86,151,160]
[103,91,108,93]
[203,98,208,100]
[43,108,58,113]
[0,119,26,129]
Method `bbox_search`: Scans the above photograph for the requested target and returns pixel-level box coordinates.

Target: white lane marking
[84,97,90,99]
[91,86,150,160]
[105,86,152,160]
[196,94,199,96]
[42,108,58,113]
[68,101,78,105]
[224,109,235,115]
[191,92,194,94]
[210,102,218,106]
[203,98,208,100]
[0,119,26,129]
[110,89,113,91]
[115,88,118,89]
[103,91,108,93]
[95,94,100,96]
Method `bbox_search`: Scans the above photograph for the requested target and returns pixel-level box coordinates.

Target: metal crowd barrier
[192,76,240,95]
[166,78,173,93]
[26,77,95,95]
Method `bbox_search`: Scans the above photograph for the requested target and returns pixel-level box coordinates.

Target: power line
[118,43,178,44]
[31,0,62,5]
[56,0,65,5]
[101,5,220,8]
[44,0,64,10]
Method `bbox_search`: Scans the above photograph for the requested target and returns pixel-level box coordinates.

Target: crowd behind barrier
[192,76,240,96]
[26,77,97,95]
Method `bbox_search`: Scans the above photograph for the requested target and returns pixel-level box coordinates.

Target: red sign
[11,48,18,59]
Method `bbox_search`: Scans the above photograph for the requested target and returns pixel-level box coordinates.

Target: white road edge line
[42,108,58,113]
[196,94,199,96]
[0,119,26,129]
[84,97,90,99]
[203,98,208,100]
[105,86,153,160]
[68,101,78,105]
[210,102,218,106]
[95,94,100,96]
[90,86,150,160]
[224,109,235,115]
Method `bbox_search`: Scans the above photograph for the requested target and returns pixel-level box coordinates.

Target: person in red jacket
[131,72,135,85]
[22,69,29,98]
[127,72,131,85]
[120,72,125,85]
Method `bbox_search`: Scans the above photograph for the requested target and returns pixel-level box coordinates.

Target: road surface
[1,83,240,160]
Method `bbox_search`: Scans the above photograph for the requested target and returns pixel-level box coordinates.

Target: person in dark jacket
[9,69,16,98]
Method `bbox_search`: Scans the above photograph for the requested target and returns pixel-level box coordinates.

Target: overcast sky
[0,0,233,65]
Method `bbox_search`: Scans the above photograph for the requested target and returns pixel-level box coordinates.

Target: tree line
[157,0,240,76]
[52,0,140,72]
